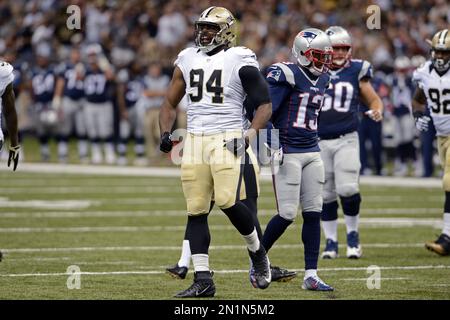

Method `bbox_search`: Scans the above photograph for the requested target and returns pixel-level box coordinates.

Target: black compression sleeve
[239,66,271,109]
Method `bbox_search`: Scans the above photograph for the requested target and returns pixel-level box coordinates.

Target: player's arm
[158,66,186,152]
[411,86,430,131]
[239,66,272,143]
[52,76,65,111]
[360,79,383,122]
[2,83,20,170]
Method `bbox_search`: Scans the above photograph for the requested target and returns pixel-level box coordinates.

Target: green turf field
[0,169,448,300]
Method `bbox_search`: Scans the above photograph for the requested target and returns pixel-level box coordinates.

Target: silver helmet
[325,26,352,68]
[394,55,411,71]
[292,28,333,76]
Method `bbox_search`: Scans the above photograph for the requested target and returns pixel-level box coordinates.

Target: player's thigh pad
[274,153,302,221]
[97,102,114,139]
[335,132,361,197]
[181,133,214,215]
[58,97,76,136]
[211,131,243,209]
[319,139,337,203]
[300,152,324,212]
[438,136,450,191]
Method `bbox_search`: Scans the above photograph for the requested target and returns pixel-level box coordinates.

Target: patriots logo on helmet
[299,31,318,44]
[267,68,282,81]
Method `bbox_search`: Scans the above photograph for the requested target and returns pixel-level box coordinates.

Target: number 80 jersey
[175,46,259,134]
[413,61,450,136]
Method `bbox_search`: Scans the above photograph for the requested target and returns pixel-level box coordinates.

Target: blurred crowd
[0,0,448,175]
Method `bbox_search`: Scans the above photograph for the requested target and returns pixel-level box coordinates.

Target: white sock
[243,228,260,253]
[57,141,68,158]
[78,140,89,158]
[443,213,450,237]
[304,269,317,280]
[192,254,209,272]
[322,220,338,242]
[345,214,359,234]
[177,240,191,268]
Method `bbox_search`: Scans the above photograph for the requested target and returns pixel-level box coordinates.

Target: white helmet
[325,26,352,68]
[292,28,333,76]
[410,55,426,68]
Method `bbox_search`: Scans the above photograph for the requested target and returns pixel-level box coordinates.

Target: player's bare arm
[2,82,20,170]
[117,82,128,120]
[411,86,427,113]
[360,79,383,121]
[159,66,186,134]
[159,66,186,153]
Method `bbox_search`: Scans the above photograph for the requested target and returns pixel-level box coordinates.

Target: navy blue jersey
[84,68,110,103]
[30,66,56,103]
[387,74,414,117]
[266,62,330,153]
[57,63,84,100]
[117,69,144,108]
[318,59,373,138]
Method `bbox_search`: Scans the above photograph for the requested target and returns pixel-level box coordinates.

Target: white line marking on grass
[0,208,441,219]
[0,163,441,188]
[0,265,448,277]
[0,243,427,253]
[0,198,97,209]
[0,218,441,233]
[0,187,181,194]
[341,277,411,281]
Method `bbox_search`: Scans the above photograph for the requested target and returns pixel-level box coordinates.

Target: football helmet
[194,6,237,53]
[429,29,450,73]
[292,28,333,76]
[411,55,426,69]
[394,56,411,72]
[325,26,352,69]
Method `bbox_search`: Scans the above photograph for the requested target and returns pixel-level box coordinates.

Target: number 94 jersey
[413,61,450,136]
[318,59,373,139]
[175,46,259,134]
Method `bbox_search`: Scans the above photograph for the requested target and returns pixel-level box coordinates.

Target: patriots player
[117,60,146,166]
[53,47,89,163]
[260,28,334,291]
[0,60,20,170]
[412,29,450,255]
[28,45,59,162]
[83,44,116,165]
[319,26,383,260]
[158,7,272,298]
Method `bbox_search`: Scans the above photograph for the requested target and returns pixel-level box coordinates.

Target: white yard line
[0,218,441,233]
[0,265,449,277]
[0,208,442,219]
[0,163,441,188]
[0,243,428,254]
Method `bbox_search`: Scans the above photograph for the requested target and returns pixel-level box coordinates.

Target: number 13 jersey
[413,61,450,136]
[175,46,259,134]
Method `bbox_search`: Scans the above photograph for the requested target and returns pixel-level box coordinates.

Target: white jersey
[0,61,14,141]
[175,46,259,134]
[413,61,450,136]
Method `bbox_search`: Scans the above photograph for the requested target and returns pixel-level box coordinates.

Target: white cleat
[346,245,362,259]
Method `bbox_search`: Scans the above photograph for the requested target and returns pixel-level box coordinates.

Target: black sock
[221,201,255,236]
[185,215,210,255]
[302,211,321,270]
[262,214,292,252]
[242,197,262,240]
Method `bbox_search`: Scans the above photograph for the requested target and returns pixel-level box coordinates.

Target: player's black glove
[224,137,248,157]
[8,145,20,171]
[160,132,173,153]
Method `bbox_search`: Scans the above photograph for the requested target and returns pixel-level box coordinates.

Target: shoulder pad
[267,62,296,87]
[0,61,13,78]
[356,60,373,80]
[229,46,257,58]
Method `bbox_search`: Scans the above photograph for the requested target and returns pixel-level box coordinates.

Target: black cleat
[425,233,450,256]
[166,264,188,279]
[270,265,297,282]
[174,271,215,298]
[0,250,2,262]
[248,246,271,289]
